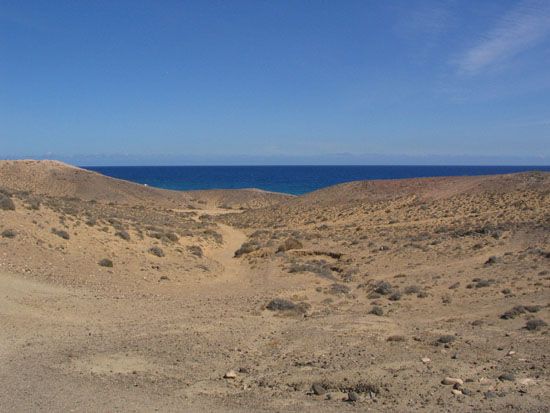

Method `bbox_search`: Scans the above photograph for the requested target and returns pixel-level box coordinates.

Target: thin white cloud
[405,3,454,35]
[394,0,457,37]
[456,0,550,75]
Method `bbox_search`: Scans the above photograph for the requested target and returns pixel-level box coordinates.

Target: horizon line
[81,164,550,168]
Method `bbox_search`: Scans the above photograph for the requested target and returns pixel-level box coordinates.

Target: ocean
[85,165,550,195]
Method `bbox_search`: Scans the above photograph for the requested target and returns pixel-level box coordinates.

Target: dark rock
[346,391,359,402]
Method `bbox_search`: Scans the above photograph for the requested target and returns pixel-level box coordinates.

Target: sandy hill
[0,160,292,209]
[1,163,549,412]
[278,171,549,206]
[228,171,550,228]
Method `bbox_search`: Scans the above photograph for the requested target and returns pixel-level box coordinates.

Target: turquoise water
[85,165,550,195]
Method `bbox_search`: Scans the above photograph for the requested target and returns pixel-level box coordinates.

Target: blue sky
[1,0,549,165]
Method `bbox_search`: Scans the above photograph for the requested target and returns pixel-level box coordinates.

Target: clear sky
[1,0,549,165]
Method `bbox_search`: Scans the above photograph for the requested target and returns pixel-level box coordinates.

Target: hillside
[228,171,549,226]
[0,160,292,209]
[0,163,548,412]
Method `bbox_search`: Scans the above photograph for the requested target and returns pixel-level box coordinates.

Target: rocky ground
[0,161,548,412]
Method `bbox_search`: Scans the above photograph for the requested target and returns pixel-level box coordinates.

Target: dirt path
[206,223,248,282]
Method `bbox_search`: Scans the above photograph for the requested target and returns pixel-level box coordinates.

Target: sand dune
[0,161,548,412]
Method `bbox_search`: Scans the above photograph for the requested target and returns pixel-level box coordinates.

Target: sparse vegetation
[276,237,303,252]
[266,298,309,314]
[287,260,333,278]
[403,285,422,295]
[437,335,456,344]
[501,305,541,319]
[266,298,296,311]
[26,198,41,210]
[115,230,131,241]
[475,279,492,288]
[165,232,179,242]
[234,241,260,257]
[369,305,383,316]
[329,283,351,295]
[525,319,547,331]
[187,245,203,257]
[373,281,393,295]
[387,335,406,342]
[0,193,15,211]
[485,256,501,266]
[388,291,402,301]
[51,228,70,240]
[149,246,165,257]
[98,258,113,267]
[1,161,549,411]
[1,229,16,238]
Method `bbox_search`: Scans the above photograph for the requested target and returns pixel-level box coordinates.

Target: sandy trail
[206,223,248,282]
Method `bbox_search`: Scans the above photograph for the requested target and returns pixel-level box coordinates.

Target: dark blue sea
[84,166,550,195]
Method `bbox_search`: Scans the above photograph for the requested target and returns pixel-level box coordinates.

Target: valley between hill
[0,161,548,412]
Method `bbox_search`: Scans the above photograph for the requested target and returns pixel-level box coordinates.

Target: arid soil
[0,161,548,412]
